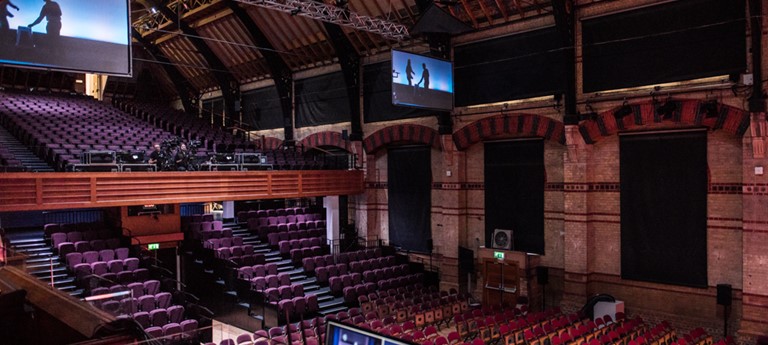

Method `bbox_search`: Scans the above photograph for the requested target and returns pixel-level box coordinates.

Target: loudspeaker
[234,100,241,112]
[342,129,349,140]
[717,284,732,306]
[536,266,549,285]
[427,239,434,252]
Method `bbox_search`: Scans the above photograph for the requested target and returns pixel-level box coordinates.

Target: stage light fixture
[614,104,633,119]
[701,100,720,118]
[657,100,678,120]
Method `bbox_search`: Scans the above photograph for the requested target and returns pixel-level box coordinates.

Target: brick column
[434,134,462,291]
[562,125,591,309]
[739,113,768,338]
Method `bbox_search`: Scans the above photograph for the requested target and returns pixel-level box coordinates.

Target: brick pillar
[434,134,461,291]
[562,125,591,309]
[739,113,768,338]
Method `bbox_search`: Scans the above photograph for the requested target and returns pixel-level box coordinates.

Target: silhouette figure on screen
[416,63,430,89]
[28,0,61,49]
[405,58,415,86]
[0,0,19,45]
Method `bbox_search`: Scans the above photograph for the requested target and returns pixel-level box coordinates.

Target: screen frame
[0,0,133,77]
[390,49,454,112]
[325,320,418,345]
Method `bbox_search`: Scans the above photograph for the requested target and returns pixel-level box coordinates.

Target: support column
[739,113,768,338]
[222,201,235,221]
[562,125,591,310]
[324,196,340,254]
[435,134,461,291]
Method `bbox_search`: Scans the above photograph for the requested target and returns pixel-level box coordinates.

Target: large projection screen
[0,0,131,76]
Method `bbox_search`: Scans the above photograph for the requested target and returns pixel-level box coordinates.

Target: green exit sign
[494,251,505,260]
[148,243,160,250]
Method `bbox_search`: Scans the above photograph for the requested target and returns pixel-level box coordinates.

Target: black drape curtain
[363,61,431,123]
[582,0,746,92]
[295,71,350,128]
[241,86,284,130]
[620,130,708,287]
[387,146,432,253]
[484,140,545,254]
[454,27,565,107]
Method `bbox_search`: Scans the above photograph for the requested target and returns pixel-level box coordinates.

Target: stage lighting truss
[134,0,217,36]
[234,0,410,41]
[135,0,409,41]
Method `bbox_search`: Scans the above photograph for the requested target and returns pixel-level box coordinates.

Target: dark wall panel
[620,130,708,287]
[454,27,565,107]
[295,71,350,128]
[582,0,746,92]
[241,86,284,130]
[484,139,545,254]
[387,146,432,253]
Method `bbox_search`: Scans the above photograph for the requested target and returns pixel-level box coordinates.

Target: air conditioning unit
[492,229,513,250]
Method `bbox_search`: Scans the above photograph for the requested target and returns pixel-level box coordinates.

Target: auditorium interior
[1,0,768,345]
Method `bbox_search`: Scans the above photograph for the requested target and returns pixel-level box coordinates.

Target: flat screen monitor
[325,320,416,345]
[391,49,453,112]
[0,0,132,76]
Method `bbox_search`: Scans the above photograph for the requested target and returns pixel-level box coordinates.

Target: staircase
[205,221,347,320]
[6,230,85,298]
[0,125,55,172]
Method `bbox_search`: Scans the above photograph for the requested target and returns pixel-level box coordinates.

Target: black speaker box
[427,239,434,252]
[536,266,549,285]
[717,284,732,306]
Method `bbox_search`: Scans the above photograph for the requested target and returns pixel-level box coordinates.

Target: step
[50,276,76,286]
[9,238,47,245]
[292,277,316,285]
[318,296,345,309]
[29,266,68,276]
[26,256,60,265]
[35,272,71,280]
[12,242,49,249]
[17,247,54,254]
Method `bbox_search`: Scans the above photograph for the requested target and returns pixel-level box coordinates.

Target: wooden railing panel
[0,170,364,211]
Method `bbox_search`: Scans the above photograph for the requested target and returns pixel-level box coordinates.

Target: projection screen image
[391,49,453,111]
[0,0,131,75]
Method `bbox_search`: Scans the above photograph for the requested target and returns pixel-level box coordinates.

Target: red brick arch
[452,114,566,150]
[261,137,283,150]
[578,99,750,144]
[299,131,347,151]
[363,124,441,154]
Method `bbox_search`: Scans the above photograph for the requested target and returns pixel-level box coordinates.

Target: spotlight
[580,104,598,121]
[290,7,302,16]
[614,104,633,119]
[657,100,678,120]
[335,0,349,8]
[150,7,157,14]
[701,100,720,118]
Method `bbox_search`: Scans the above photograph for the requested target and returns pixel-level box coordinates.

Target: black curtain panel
[582,0,746,92]
[387,146,432,253]
[454,27,566,107]
[363,61,431,123]
[241,86,285,130]
[484,139,545,254]
[295,71,350,128]
[620,130,708,287]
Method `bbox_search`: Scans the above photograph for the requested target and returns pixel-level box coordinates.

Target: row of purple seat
[253,221,327,239]
[249,272,293,291]
[106,292,174,313]
[51,231,120,248]
[65,250,130,269]
[267,229,324,247]
[311,263,348,285]
[274,294,320,322]
[72,259,141,279]
[78,268,150,286]
[264,283,305,302]
[44,222,114,236]
[278,238,324,256]
[127,306,185,327]
[214,245,255,259]
[91,279,161,298]
[248,214,323,228]
[237,207,316,220]
[236,263,280,280]
[342,275,424,305]
[203,237,244,250]
[143,319,199,344]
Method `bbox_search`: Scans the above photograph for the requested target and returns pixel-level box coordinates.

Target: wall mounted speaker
[717,284,732,306]
[537,266,549,285]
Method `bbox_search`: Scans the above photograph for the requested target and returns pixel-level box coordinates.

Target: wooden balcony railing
[0,170,364,212]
